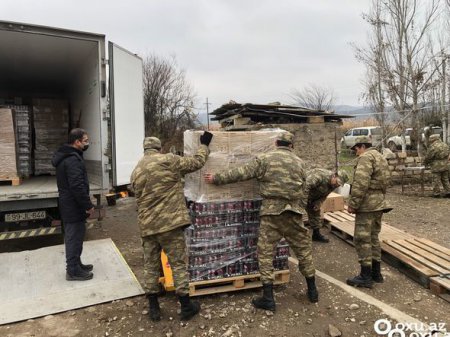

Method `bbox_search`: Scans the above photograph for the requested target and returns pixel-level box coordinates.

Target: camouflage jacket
[423,140,450,172]
[130,145,209,236]
[348,148,390,212]
[213,146,306,215]
[304,168,334,209]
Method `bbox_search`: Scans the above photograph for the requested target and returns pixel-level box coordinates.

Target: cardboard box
[320,192,345,215]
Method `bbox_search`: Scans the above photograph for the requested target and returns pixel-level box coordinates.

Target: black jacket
[51,144,94,223]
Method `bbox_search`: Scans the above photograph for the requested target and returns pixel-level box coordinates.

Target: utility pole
[442,53,448,144]
[204,98,211,131]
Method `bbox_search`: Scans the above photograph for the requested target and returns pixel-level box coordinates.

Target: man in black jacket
[52,128,95,281]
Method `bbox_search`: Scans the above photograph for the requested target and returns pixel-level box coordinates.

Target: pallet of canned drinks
[184,199,290,296]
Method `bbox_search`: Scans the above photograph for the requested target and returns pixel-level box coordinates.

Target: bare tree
[290,84,336,111]
[383,0,440,151]
[143,54,198,151]
[356,0,441,152]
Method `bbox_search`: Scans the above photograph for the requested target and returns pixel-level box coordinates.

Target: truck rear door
[108,42,145,187]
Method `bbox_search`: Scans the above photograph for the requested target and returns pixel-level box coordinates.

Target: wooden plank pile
[324,209,450,302]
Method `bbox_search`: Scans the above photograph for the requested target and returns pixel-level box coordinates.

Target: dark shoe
[147,294,161,321]
[252,283,276,311]
[66,267,93,281]
[80,262,94,272]
[371,260,384,283]
[432,194,441,198]
[305,276,319,303]
[312,229,329,243]
[178,294,200,320]
[346,265,373,288]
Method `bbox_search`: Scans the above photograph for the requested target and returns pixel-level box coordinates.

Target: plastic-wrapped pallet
[33,99,69,175]
[0,108,18,177]
[184,129,283,202]
[183,129,291,283]
[186,200,289,281]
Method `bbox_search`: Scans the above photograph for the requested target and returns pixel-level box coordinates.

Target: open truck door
[108,42,145,187]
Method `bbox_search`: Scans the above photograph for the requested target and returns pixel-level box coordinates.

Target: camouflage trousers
[258,211,315,284]
[353,211,383,266]
[306,206,322,230]
[432,171,450,195]
[141,227,189,295]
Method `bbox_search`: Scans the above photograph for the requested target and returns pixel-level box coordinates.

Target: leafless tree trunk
[143,54,198,151]
[290,84,336,111]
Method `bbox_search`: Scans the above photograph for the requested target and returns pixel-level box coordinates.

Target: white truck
[0,20,145,241]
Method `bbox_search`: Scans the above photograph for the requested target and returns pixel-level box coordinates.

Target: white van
[341,126,382,148]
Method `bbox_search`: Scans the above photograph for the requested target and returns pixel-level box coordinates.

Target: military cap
[429,134,440,143]
[277,131,294,144]
[336,169,349,185]
[351,135,372,150]
[143,136,161,150]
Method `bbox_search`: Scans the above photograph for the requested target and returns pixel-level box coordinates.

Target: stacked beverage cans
[186,199,289,282]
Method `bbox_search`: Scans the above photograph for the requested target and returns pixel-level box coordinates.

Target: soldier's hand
[347,206,356,214]
[204,173,215,184]
[86,207,95,216]
[200,131,213,146]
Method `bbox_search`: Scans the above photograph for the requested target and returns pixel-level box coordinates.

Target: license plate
[5,211,46,222]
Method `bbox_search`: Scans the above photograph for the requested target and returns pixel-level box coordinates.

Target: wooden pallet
[188,270,290,297]
[0,175,22,186]
[324,209,450,301]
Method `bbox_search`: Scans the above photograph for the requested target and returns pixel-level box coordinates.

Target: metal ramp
[324,209,450,302]
[0,238,144,325]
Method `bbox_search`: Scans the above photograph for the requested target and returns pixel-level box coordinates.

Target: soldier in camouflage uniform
[423,134,450,198]
[304,169,348,243]
[346,136,391,288]
[130,132,213,321]
[205,132,318,311]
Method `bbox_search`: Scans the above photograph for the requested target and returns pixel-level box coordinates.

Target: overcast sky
[2,0,371,114]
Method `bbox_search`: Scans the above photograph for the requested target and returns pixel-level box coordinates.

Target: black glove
[200,131,213,146]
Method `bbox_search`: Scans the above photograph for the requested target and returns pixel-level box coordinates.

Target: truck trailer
[0,20,145,241]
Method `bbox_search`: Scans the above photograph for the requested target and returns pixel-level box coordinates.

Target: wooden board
[429,276,450,302]
[188,270,290,297]
[324,209,450,293]
[0,175,22,186]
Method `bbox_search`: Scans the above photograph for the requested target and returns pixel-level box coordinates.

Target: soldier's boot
[305,276,319,303]
[346,265,373,288]
[178,294,200,320]
[312,228,329,243]
[252,283,276,311]
[147,294,161,321]
[371,260,384,283]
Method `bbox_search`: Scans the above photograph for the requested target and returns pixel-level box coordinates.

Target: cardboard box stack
[33,99,69,175]
[3,105,32,177]
[184,130,290,282]
[0,108,18,178]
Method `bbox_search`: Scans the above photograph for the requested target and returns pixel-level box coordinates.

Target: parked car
[387,128,413,151]
[340,126,383,149]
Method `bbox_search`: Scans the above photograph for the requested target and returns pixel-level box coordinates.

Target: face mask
[82,143,89,151]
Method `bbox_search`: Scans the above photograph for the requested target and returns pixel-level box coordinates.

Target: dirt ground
[1,187,449,337]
